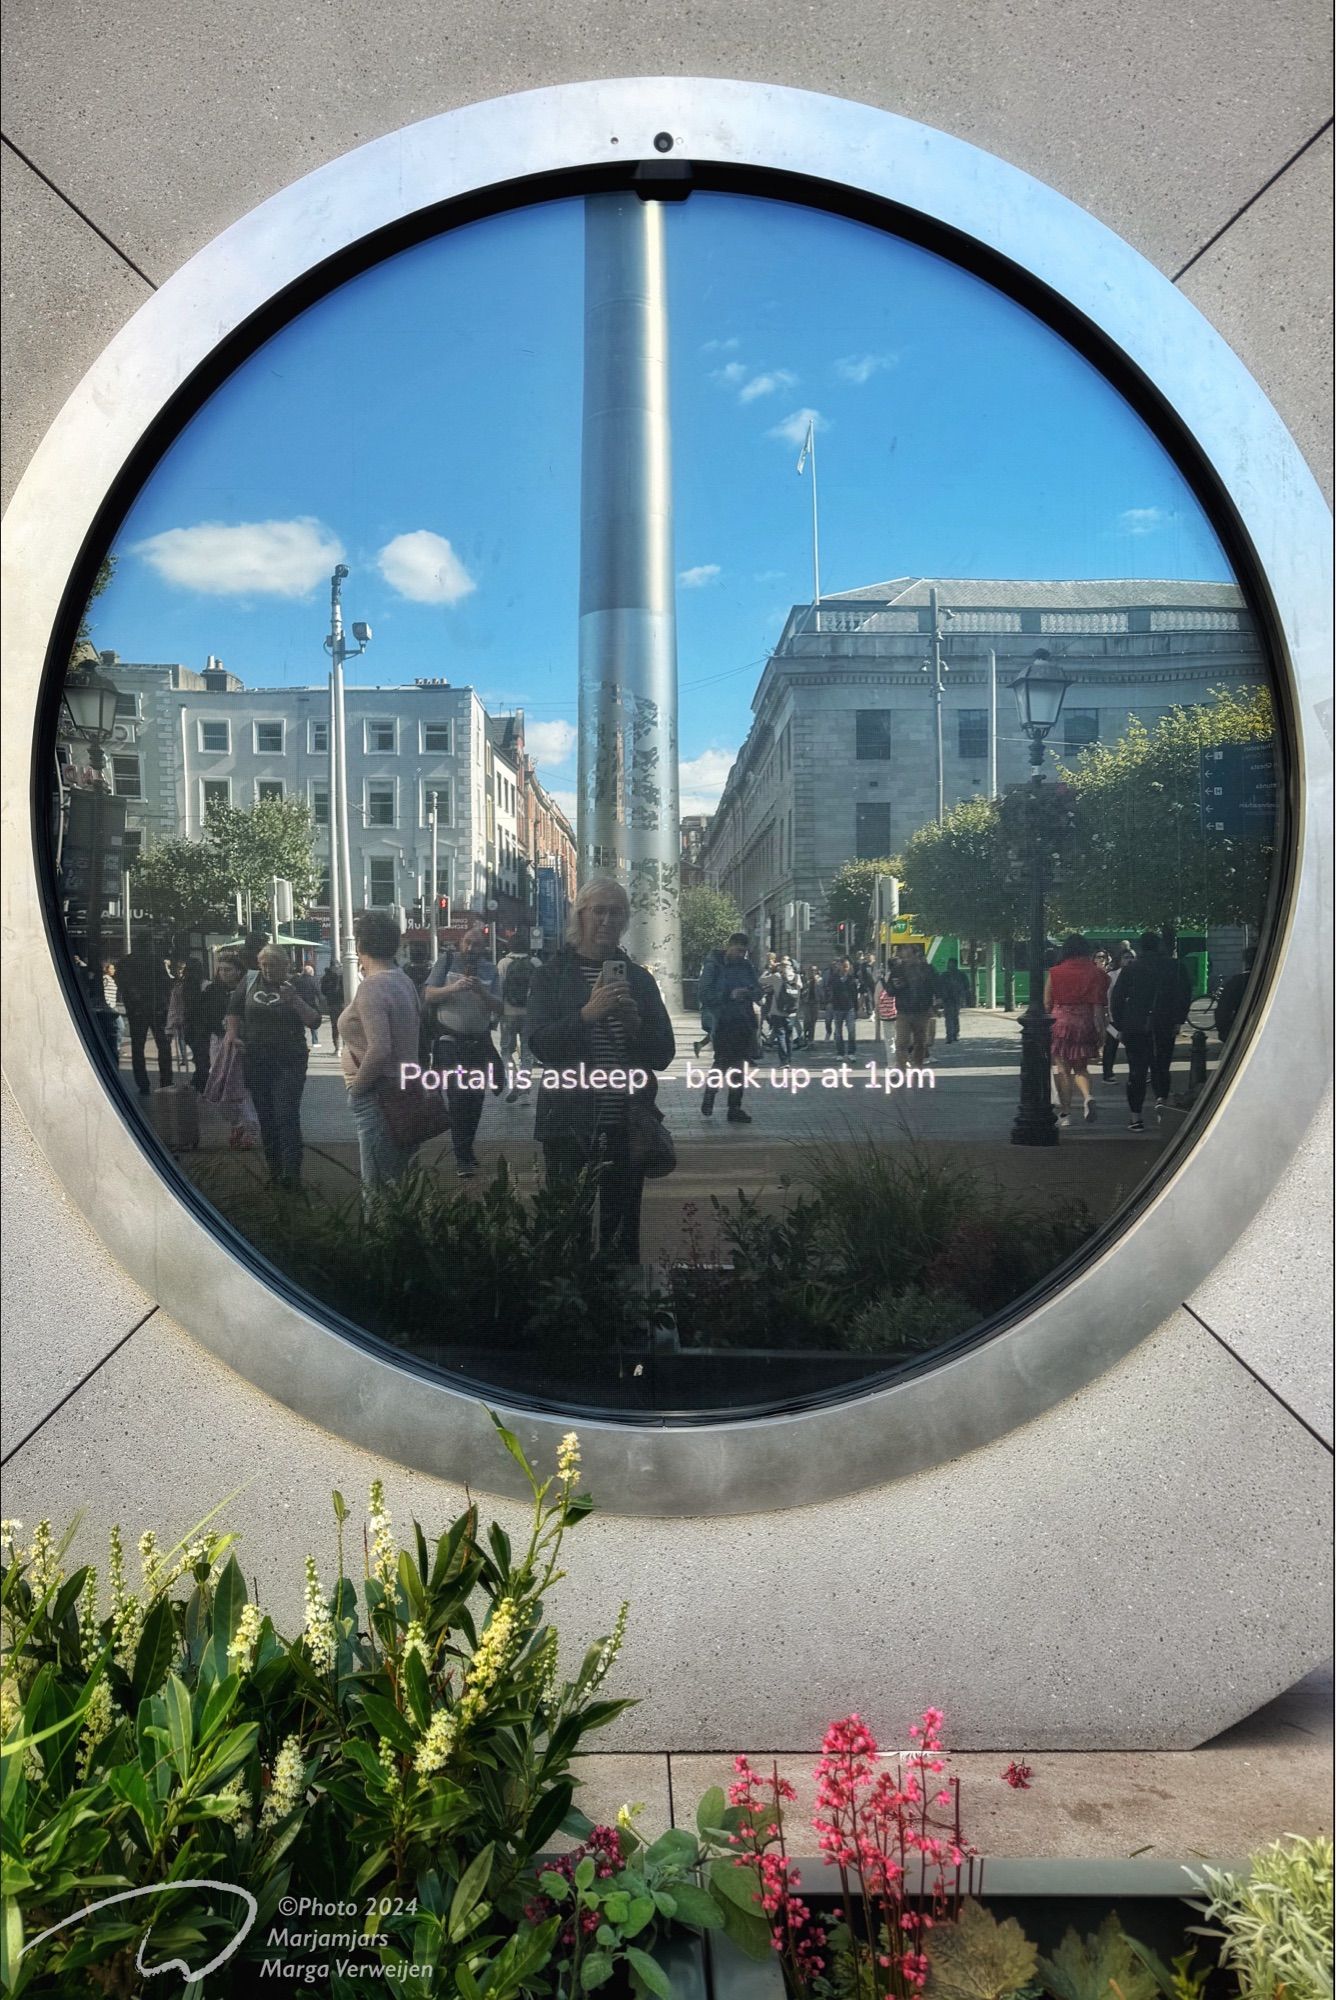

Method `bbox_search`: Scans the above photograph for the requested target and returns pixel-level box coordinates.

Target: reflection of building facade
[700,577,1265,962]
[99,655,575,935]
[680,813,711,888]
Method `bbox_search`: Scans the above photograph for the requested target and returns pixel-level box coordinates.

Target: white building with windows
[100,657,498,926]
[700,577,1267,961]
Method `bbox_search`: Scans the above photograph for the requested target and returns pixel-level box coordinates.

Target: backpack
[502,955,533,1008]
[775,978,799,1016]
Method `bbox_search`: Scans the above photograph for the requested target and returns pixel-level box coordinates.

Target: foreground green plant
[1187,1836,1334,2000]
[0,1421,631,1997]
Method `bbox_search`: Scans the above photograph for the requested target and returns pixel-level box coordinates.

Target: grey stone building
[700,576,1264,960]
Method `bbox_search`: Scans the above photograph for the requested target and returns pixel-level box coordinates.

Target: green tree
[133,838,235,937]
[897,796,1026,942]
[204,795,322,909]
[680,883,743,977]
[70,555,117,667]
[825,857,902,938]
[1054,686,1274,932]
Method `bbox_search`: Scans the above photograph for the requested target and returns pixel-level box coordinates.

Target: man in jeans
[1109,930,1192,1130]
[887,945,942,1068]
[825,955,861,1056]
[423,926,504,1176]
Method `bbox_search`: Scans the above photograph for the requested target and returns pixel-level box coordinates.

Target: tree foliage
[898,796,1026,942]
[1054,685,1274,931]
[133,838,235,935]
[203,795,322,907]
[825,857,902,935]
[680,883,743,976]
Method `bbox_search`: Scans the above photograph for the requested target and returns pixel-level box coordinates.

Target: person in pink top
[1044,935,1110,1127]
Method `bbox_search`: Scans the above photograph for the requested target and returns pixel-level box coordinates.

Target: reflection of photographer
[527,879,675,1262]
[699,933,762,1121]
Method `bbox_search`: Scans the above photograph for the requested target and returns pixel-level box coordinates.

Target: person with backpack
[423,925,505,1177]
[1108,930,1193,1130]
[763,954,801,1063]
[698,933,763,1122]
[496,930,536,1101]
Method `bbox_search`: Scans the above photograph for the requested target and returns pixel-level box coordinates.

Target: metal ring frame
[2,79,1331,1515]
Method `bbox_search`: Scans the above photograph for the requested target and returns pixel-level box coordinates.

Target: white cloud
[711,360,749,388]
[835,352,897,385]
[1118,507,1166,537]
[738,368,798,403]
[525,718,578,766]
[376,529,476,604]
[702,337,741,354]
[132,517,344,597]
[549,789,579,824]
[679,563,722,588]
[753,569,785,583]
[679,747,736,809]
[768,407,827,448]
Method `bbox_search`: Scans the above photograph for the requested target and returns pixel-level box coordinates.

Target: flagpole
[798,419,822,631]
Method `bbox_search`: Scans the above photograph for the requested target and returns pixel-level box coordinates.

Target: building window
[365,719,396,753]
[198,719,230,753]
[854,801,892,858]
[257,780,285,803]
[114,692,139,721]
[367,781,396,828]
[367,856,397,904]
[311,782,329,826]
[958,710,988,760]
[314,870,332,906]
[111,755,142,799]
[309,720,329,754]
[421,721,453,754]
[1064,709,1100,753]
[422,782,452,826]
[201,778,230,816]
[253,721,285,755]
[855,710,892,761]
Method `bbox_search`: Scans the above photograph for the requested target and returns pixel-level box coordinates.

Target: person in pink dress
[1045,935,1110,1127]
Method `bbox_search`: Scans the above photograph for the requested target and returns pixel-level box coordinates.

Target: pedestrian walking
[797,964,822,1050]
[527,877,675,1262]
[939,958,972,1044]
[1044,935,1110,1126]
[762,954,800,1062]
[320,963,345,1055]
[1108,931,1192,1130]
[1100,947,1132,1078]
[224,944,320,1186]
[423,924,505,1178]
[495,930,537,1100]
[825,955,861,1056]
[885,945,941,1069]
[115,940,173,1096]
[166,958,211,1089]
[202,953,260,1148]
[698,933,762,1121]
[339,910,424,1196]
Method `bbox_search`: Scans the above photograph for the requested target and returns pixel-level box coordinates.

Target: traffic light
[436,895,450,923]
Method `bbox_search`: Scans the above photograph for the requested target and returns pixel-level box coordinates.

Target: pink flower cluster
[728,1757,828,1981]
[524,1823,623,1953]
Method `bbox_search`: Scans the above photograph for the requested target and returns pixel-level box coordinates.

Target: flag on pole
[796,419,813,475]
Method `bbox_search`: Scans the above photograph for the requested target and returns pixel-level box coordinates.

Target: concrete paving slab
[0,144,152,511]
[1,0,1330,319]
[1185,1087,1334,1446]
[0,1080,155,1457]
[1178,128,1334,502]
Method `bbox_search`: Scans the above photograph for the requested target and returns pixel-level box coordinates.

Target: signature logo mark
[21,1879,258,1984]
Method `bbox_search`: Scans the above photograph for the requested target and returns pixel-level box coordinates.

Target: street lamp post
[61,656,122,1054]
[324,565,371,1000]
[429,791,441,960]
[1009,650,1073,1148]
[925,587,949,824]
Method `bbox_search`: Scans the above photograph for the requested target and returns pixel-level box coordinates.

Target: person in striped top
[526,877,675,1264]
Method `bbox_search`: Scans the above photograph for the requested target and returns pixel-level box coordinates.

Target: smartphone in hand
[600,959,627,986]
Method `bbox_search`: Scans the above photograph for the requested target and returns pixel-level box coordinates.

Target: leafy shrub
[923,1898,1038,2000]
[844,1288,978,1356]
[1037,1914,1158,2000]
[1186,1836,1334,2000]
[0,1422,631,1997]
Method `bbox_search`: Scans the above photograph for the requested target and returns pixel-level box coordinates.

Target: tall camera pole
[325,564,371,1000]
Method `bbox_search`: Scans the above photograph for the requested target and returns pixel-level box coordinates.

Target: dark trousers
[544,1130,645,1264]
[943,1000,961,1043]
[435,1035,499,1165]
[1102,1030,1120,1080]
[248,1057,307,1184]
[126,1010,173,1093]
[1123,1028,1175,1115]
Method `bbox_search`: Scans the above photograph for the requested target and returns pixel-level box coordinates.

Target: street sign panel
[1199,741,1276,839]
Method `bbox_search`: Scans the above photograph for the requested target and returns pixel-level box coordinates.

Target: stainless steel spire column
[578,193,682,1005]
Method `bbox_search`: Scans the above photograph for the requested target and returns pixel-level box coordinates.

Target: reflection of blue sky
[94,191,1234,814]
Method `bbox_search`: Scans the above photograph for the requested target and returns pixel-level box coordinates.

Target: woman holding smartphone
[526,876,675,1263]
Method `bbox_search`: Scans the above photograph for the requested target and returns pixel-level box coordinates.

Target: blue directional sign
[1199,741,1276,839]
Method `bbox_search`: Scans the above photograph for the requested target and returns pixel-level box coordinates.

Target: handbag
[375,1073,450,1151]
[626,1099,677,1179]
